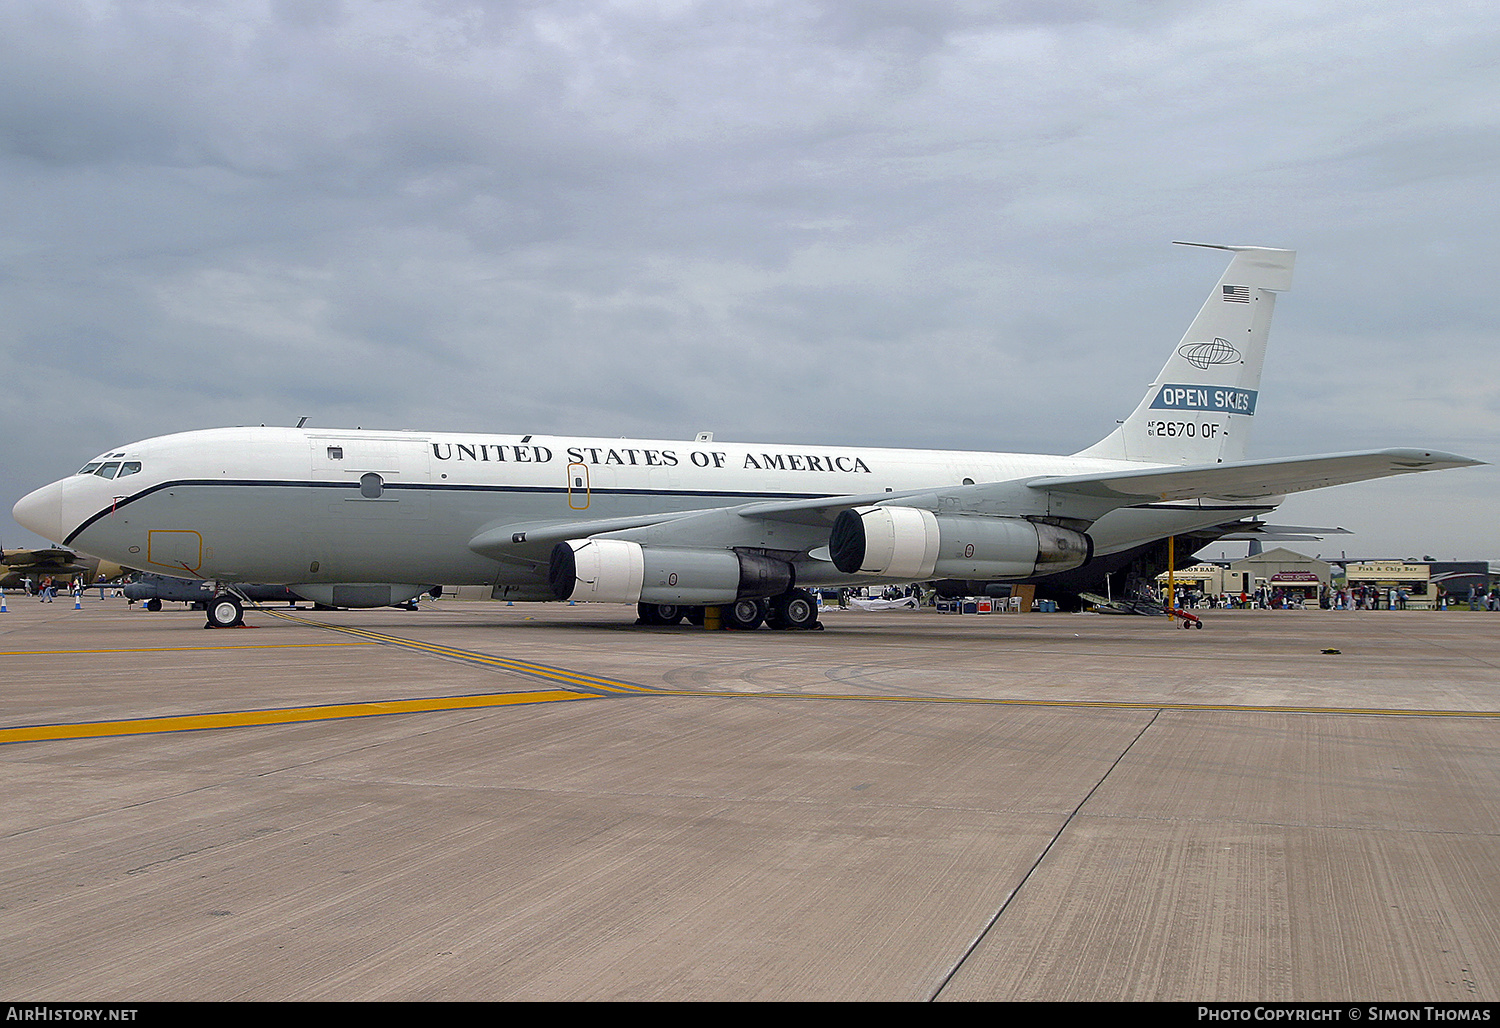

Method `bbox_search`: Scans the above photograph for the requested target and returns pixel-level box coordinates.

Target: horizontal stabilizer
[1214,523,1352,541]
[1030,449,1484,503]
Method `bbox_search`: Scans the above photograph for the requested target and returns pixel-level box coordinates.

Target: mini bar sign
[1149,384,1258,415]
[431,442,872,473]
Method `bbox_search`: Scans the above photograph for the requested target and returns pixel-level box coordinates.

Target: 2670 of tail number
[1146,421,1220,438]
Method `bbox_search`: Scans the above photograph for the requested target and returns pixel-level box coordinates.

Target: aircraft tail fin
[1075,243,1295,465]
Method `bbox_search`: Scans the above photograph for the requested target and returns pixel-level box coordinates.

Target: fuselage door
[307,434,431,519]
[567,461,591,510]
[309,435,429,484]
[304,435,432,580]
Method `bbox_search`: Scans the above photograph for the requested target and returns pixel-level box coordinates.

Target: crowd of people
[12,575,82,603]
[1167,584,1500,611]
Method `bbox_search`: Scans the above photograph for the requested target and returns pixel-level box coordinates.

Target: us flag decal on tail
[1222,284,1250,302]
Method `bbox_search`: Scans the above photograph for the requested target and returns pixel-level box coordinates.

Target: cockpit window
[76,460,143,478]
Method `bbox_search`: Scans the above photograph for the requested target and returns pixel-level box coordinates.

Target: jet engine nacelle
[549,539,793,604]
[828,506,1092,580]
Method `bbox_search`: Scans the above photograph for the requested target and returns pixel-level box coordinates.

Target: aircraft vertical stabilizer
[1076,243,1295,466]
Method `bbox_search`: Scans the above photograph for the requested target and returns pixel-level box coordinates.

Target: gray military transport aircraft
[13,244,1482,630]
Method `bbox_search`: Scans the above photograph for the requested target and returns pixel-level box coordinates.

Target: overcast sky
[4,0,1497,560]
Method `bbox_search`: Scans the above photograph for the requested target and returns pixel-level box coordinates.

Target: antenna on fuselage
[296,416,309,428]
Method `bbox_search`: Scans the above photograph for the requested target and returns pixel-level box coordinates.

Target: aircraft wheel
[637,602,685,626]
[722,597,765,631]
[768,589,818,630]
[206,593,244,629]
[145,598,162,612]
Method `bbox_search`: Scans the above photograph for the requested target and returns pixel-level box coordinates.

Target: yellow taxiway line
[0,641,373,657]
[6,687,1489,747]
[261,609,656,693]
[0,609,652,746]
[0,689,600,745]
[636,691,1500,717]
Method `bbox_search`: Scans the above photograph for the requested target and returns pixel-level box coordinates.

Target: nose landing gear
[205,593,245,629]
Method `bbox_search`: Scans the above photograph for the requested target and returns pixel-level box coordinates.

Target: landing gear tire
[145,598,162,613]
[768,588,818,630]
[205,593,244,629]
[637,602,686,626]
[722,597,765,631]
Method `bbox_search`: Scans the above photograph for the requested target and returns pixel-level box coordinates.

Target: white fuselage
[16,426,1273,593]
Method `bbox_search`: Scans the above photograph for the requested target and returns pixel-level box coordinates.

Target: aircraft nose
[13,480,67,543]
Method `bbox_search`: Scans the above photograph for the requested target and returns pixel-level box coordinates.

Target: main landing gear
[636,588,821,631]
[767,589,818,630]
[637,602,688,626]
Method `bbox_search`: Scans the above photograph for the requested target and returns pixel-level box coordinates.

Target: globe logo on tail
[1178,338,1241,369]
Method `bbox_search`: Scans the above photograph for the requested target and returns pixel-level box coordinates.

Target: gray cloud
[4,0,1497,558]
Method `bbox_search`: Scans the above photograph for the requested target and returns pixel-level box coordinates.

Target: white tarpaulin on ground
[848,597,920,611]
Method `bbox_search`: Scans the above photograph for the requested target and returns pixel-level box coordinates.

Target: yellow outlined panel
[146,529,203,573]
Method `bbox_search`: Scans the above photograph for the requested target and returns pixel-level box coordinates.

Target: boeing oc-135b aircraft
[13,244,1481,630]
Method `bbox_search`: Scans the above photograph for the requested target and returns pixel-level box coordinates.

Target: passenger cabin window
[359,472,384,499]
[327,446,343,460]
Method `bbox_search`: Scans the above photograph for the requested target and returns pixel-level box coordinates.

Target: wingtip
[1392,449,1487,468]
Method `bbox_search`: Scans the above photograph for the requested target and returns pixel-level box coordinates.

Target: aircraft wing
[736,488,939,525]
[1,546,80,567]
[470,496,919,564]
[1024,449,1483,503]
[469,508,730,564]
[738,449,1483,525]
[469,448,1481,566]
